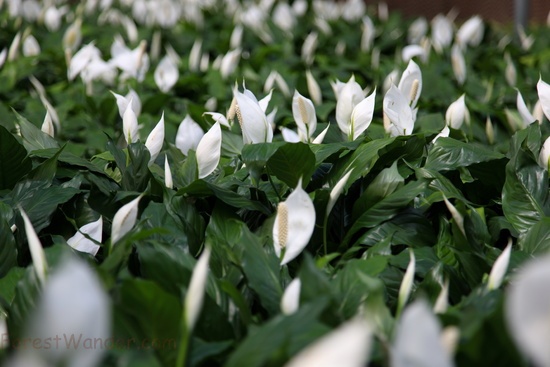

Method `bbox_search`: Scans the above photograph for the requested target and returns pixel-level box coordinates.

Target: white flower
[537,78,550,122]
[281,127,301,143]
[285,318,372,367]
[0,48,7,69]
[44,6,63,32]
[408,17,428,44]
[68,43,101,81]
[154,55,179,93]
[443,196,465,236]
[301,31,318,65]
[145,113,165,165]
[111,194,143,244]
[451,44,466,85]
[445,95,468,129]
[401,45,427,64]
[273,179,316,265]
[264,70,291,98]
[185,246,211,331]
[326,169,353,218]
[281,278,301,315]
[234,88,273,144]
[506,254,550,367]
[486,117,495,145]
[431,14,453,53]
[220,48,241,79]
[397,249,415,316]
[20,208,48,285]
[22,35,40,57]
[189,39,202,72]
[176,115,204,155]
[63,18,82,52]
[517,90,536,126]
[361,16,375,52]
[273,3,296,34]
[398,60,422,109]
[196,122,222,179]
[306,70,322,105]
[292,90,317,142]
[392,300,453,367]
[7,32,21,62]
[505,53,517,87]
[67,217,103,256]
[456,16,484,48]
[110,40,149,82]
[41,111,55,138]
[432,125,450,143]
[538,137,550,171]
[383,85,414,136]
[111,89,141,119]
[487,239,512,291]
[164,155,173,189]
[204,112,231,128]
[122,99,140,144]
[433,279,449,314]
[230,25,244,49]
[336,76,375,140]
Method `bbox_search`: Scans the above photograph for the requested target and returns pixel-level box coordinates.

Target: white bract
[164,155,173,189]
[326,169,354,218]
[451,44,466,85]
[537,78,550,122]
[185,246,211,331]
[145,113,165,166]
[273,179,315,265]
[111,194,143,244]
[506,254,550,367]
[41,111,54,138]
[335,76,375,140]
[397,249,415,315]
[487,240,512,291]
[154,55,179,92]
[445,95,469,129]
[196,122,222,179]
[281,278,301,315]
[67,217,103,256]
[292,90,317,142]
[398,60,422,109]
[456,16,484,48]
[20,208,48,285]
[284,318,372,367]
[122,98,140,144]
[234,88,273,144]
[538,137,550,171]
[176,115,204,155]
[517,90,536,125]
[306,70,322,105]
[431,14,453,53]
[383,85,414,136]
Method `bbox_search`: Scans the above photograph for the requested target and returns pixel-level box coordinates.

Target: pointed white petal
[537,78,550,122]
[176,115,204,155]
[165,155,173,189]
[258,89,273,113]
[443,196,466,236]
[196,123,222,179]
[41,111,54,137]
[312,124,330,144]
[281,278,301,315]
[292,90,317,140]
[451,44,466,86]
[538,137,550,170]
[326,169,353,218]
[433,279,449,314]
[285,318,372,367]
[203,112,230,128]
[445,95,467,129]
[235,90,271,144]
[111,194,142,244]
[67,217,103,256]
[122,99,140,144]
[185,246,211,331]
[154,55,179,93]
[145,113,165,166]
[336,77,365,137]
[487,239,512,291]
[398,60,423,108]
[432,125,450,143]
[383,85,414,136]
[20,208,48,284]
[397,249,415,314]
[281,127,301,143]
[350,88,376,140]
[111,91,129,119]
[306,70,322,105]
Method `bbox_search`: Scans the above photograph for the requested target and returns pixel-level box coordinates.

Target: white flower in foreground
[145,113,165,166]
[154,55,179,93]
[456,16,484,48]
[445,95,468,129]
[383,85,414,136]
[392,300,453,367]
[306,70,322,105]
[176,115,204,155]
[517,90,536,126]
[22,258,110,367]
[164,155,173,189]
[122,99,140,144]
[487,239,512,291]
[538,137,550,171]
[196,122,222,179]
[326,169,354,218]
[20,208,48,284]
[506,254,550,367]
[398,60,422,109]
[431,14,453,53]
[285,318,372,367]
[234,88,273,144]
[273,179,315,265]
[537,78,550,122]
[292,90,317,142]
[22,35,40,57]
[281,278,301,315]
[185,246,211,331]
[111,194,143,244]
[397,249,415,316]
[41,111,54,137]
[451,44,466,85]
[67,217,103,256]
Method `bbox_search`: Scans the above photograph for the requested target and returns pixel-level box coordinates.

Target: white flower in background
[336,41,346,57]
[121,15,139,44]
[537,78,550,122]
[164,155,173,189]
[189,39,202,72]
[505,53,517,87]
[336,76,376,140]
[517,90,536,125]
[397,249,415,316]
[402,45,427,64]
[432,125,450,143]
[433,279,449,314]
[111,89,141,119]
[378,2,389,21]
[392,300,453,367]
[122,99,140,144]
[219,48,241,79]
[383,85,415,136]
[68,43,102,81]
[361,15,375,52]
[487,239,512,291]
[8,258,110,367]
[506,254,550,367]
[456,16,484,48]
[203,112,230,128]
[341,0,366,22]
[234,88,273,144]
[445,95,469,129]
[7,32,21,62]
[273,179,315,265]
[383,69,400,94]
[44,6,64,32]
[314,17,332,36]
[21,0,41,22]
[145,113,165,166]
[292,90,317,142]
[67,217,103,256]
[451,44,466,85]
[273,2,296,35]
[22,35,40,57]
[240,4,272,43]
[443,196,465,236]
[264,70,291,98]
[29,76,60,130]
[110,40,149,82]
[301,31,318,65]
[176,115,204,155]
[326,169,354,218]
[517,25,534,51]
[20,208,48,285]
[196,122,222,179]
[230,24,244,49]
[538,137,550,171]
[398,60,422,109]
[0,48,7,69]
[184,246,211,331]
[281,278,301,315]
[408,17,428,44]
[306,70,323,105]
[111,194,143,244]
[431,14,453,53]
[41,111,55,138]
[486,116,495,145]
[63,18,82,53]
[284,318,372,367]
[154,54,179,92]
[292,0,308,16]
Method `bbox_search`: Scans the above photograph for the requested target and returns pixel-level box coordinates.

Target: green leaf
[12,109,59,152]
[0,126,32,190]
[267,143,316,188]
[520,217,550,254]
[31,148,107,175]
[0,266,25,304]
[27,144,65,182]
[425,138,504,171]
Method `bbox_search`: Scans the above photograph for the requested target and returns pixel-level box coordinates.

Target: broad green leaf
[31,148,107,175]
[267,142,316,188]
[520,217,550,254]
[0,125,32,190]
[425,137,504,171]
[12,109,59,151]
[26,144,65,182]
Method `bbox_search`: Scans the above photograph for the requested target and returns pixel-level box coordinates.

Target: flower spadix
[111,193,143,244]
[273,179,315,266]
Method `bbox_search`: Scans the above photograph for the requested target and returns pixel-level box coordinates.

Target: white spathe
[176,115,204,155]
[185,246,211,331]
[383,85,414,136]
[196,122,222,179]
[111,194,143,244]
[67,217,103,256]
[145,113,165,166]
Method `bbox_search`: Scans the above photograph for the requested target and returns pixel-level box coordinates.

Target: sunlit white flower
[234,88,273,144]
[431,14,453,53]
[392,300,453,367]
[196,122,222,179]
[537,78,550,122]
[456,16,484,48]
[154,55,179,93]
[273,179,315,265]
[176,115,204,155]
[445,94,469,129]
[487,239,512,291]
[285,318,372,367]
[145,113,165,166]
[20,208,48,285]
[185,246,211,331]
[281,278,301,315]
[506,254,550,367]
[122,99,140,144]
[451,44,466,85]
[67,217,103,256]
[336,76,376,140]
[383,85,414,136]
[306,70,322,105]
[111,194,143,244]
